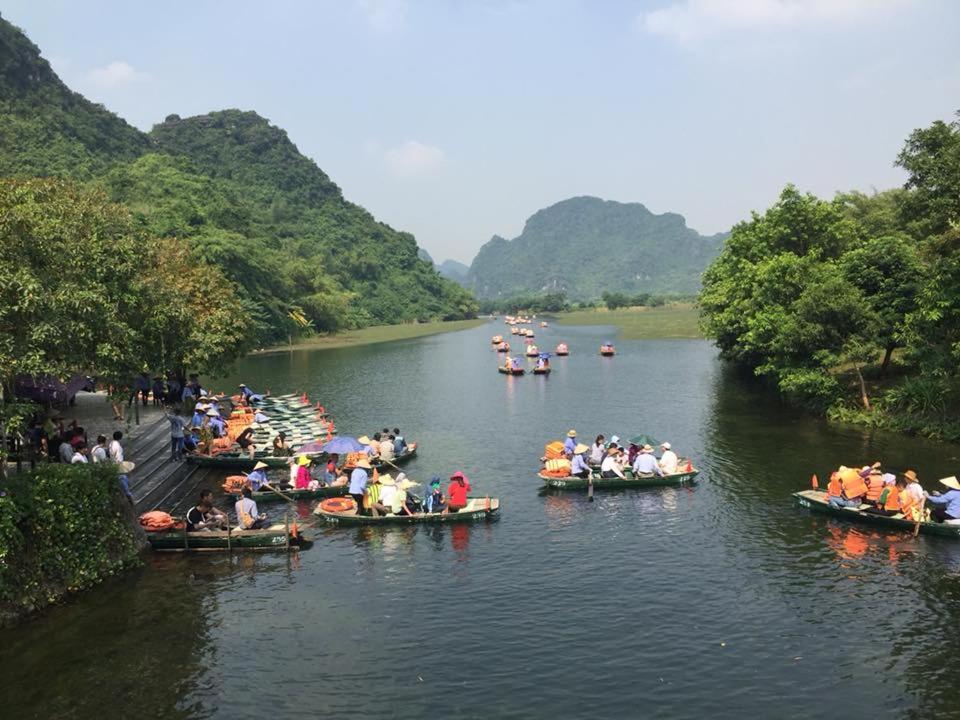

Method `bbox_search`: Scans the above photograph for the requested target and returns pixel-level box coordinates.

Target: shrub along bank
[0,464,146,626]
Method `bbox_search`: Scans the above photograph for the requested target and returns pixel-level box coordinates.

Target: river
[3,320,960,719]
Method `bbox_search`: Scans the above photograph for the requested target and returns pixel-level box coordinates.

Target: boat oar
[263,482,297,504]
[913,497,926,538]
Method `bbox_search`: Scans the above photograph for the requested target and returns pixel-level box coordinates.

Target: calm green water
[3,321,960,719]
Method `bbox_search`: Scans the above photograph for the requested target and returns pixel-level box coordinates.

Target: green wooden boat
[532,367,551,375]
[145,523,313,551]
[373,445,418,468]
[315,497,500,525]
[539,468,699,490]
[186,453,319,469]
[793,489,960,538]
[246,485,349,502]
[499,367,525,376]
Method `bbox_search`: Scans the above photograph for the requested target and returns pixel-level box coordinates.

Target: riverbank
[256,318,486,354]
[553,304,701,339]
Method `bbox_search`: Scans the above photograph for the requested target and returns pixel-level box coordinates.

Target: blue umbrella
[539,352,552,359]
[317,436,364,454]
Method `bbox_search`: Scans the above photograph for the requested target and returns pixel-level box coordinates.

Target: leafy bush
[0,464,142,617]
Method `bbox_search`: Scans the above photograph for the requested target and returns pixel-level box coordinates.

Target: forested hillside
[0,16,477,344]
[467,196,726,301]
[699,111,960,441]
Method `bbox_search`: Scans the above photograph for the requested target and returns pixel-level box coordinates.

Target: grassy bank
[554,304,702,339]
[257,319,486,354]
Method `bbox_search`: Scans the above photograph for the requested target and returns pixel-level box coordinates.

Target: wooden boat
[600,345,615,356]
[145,523,312,551]
[525,346,539,357]
[249,485,349,502]
[540,321,548,328]
[496,342,510,353]
[533,367,551,375]
[491,335,504,344]
[315,497,500,525]
[186,453,318,469]
[539,467,699,490]
[793,489,960,538]
[499,366,525,375]
[373,444,418,468]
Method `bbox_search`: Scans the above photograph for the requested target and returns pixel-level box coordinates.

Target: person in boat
[187,491,227,531]
[235,486,268,530]
[238,383,263,405]
[373,473,398,516]
[510,357,522,371]
[235,424,257,460]
[925,477,960,523]
[369,433,383,456]
[863,465,886,507]
[272,431,292,457]
[564,430,578,458]
[190,403,206,429]
[901,469,925,510]
[349,457,372,515]
[379,433,396,462]
[393,428,406,455]
[600,448,626,479]
[627,441,640,466]
[570,444,592,479]
[246,461,271,492]
[659,442,679,474]
[446,471,471,513]
[632,445,664,477]
[395,474,421,514]
[827,466,868,508]
[294,455,312,489]
[184,427,200,454]
[589,435,606,466]
[864,475,905,517]
[204,408,225,438]
[426,476,445,513]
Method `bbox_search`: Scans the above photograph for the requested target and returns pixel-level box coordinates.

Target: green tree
[896,110,960,238]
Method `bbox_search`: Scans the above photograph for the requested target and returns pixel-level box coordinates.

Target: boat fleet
[496,315,614,375]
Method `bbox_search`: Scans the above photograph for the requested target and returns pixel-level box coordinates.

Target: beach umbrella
[627,434,658,448]
[317,436,364,454]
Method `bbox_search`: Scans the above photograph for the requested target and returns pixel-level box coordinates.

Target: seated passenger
[632,445,664,477]
[393,428,407,454]
[659,442,679,474]
[600,448,626,479]
[235,487,268,530]
[272,431,292,457]
[926,476,960,523]
[589,435,606,466]
[246,461,270,491]
[379,434,396,462]
[186,490,228,531]
[446,471,471,513]
[295,455,312,489]
[425,476,445,513]
[235,425,257,459]
[827,466,868,509]
[864,475,904,516]
[570,444,591,478]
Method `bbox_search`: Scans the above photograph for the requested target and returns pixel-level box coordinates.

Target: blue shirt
[191,411,204,427]
[926,489,960,518]
[570,454,590,475]
[208,417,225,437]
[564,437,577,455]
[632,453,664,476]
[247,469,269,491]
[349,468,369,494]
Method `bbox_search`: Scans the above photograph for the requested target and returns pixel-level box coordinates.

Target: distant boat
[556,343,569,356]
[600,343,615,357]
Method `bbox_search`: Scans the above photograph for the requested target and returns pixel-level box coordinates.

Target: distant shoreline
[254,318,486,354]
[553,304,702,340]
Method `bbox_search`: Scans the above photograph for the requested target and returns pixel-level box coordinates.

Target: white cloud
[86,61,149,88]
[355,0,408,32]
[640,0,907,43]
[385,140,446,178]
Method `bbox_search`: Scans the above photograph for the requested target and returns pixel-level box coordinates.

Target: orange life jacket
[865,476,885,502]
[827,473,842,497]
[882,487,901,512]
[840,469,868,500]
[899,491,916,516]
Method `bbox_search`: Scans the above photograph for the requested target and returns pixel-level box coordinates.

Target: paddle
[913,497,926,538]
[262,482,297,504]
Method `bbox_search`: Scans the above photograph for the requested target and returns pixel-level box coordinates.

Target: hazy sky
[5,1,960,264]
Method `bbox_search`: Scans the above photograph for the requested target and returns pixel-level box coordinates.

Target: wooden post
[226,524,232,552]
[183,520,189,550]
[284,512,290,550]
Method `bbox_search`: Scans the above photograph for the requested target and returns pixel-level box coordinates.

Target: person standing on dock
[165,407,187,462]
[108,431,124,464]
